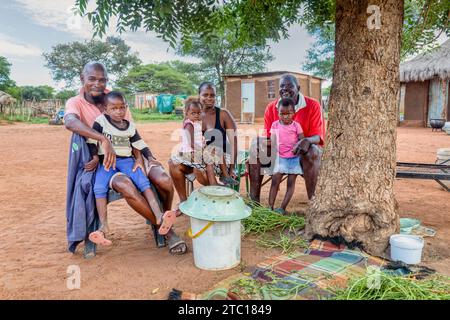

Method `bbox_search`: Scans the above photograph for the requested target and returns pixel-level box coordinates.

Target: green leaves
[302,23,335,79]
[0,56,14,91]
[20,85,55,101]
[42,36,141,87]
[115,62,198,95]
[242,200,306,235]
[402,0,450,60]
[330,273,450,300]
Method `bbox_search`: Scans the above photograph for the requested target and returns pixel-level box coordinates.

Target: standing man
[248,73,325,202]
[64,61,186,255]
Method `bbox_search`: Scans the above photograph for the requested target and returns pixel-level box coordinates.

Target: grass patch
[242,200,307,254]
[131,108,183,122]
[330,273,450,300]
[0,114,49,124]
[256,232,308,254]
[229,271,311,300]
[242,200,305,235]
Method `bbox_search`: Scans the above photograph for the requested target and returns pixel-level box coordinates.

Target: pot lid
[179,186,251,221]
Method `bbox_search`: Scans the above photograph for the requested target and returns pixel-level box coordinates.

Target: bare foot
[88,230,112,246]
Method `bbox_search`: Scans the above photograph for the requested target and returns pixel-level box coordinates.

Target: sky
[0,0,315,90]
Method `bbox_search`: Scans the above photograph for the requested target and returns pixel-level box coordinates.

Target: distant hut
[223,71,324,124]
[399,39,450,127]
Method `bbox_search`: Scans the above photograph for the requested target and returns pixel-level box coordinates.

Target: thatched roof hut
[400,39,450,82]
[398,40,450,127]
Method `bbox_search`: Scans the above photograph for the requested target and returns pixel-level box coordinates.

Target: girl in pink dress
[269,97,305,214]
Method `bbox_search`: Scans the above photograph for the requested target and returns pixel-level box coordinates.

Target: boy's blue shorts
[93,157,151,199]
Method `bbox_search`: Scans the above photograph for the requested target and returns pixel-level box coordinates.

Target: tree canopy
[20,85,55,101]
[0,56,17,94]
[304,0,449,79]
[0,56,13,88]
[178,26,274,104]
[115,63,197,95]
[55,89,78,101]
[43,36,141,87]
[76,0,449,70]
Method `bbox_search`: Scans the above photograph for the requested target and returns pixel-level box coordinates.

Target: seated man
[64,61,186,255]
[248,73,325,202]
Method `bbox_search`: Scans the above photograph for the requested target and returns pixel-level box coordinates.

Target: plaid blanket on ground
[194,240,386,300]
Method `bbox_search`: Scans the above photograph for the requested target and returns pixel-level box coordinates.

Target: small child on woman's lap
[174,97,238,187]
[268,97,305,214]
[86,91,176,246]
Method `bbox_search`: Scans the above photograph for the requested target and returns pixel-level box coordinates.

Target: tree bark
[305,0,403,255]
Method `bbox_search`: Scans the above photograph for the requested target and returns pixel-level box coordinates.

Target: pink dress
[180,119,203,152]
[270,120,303,158]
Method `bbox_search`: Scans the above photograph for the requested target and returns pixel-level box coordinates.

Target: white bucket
[189,217,241,271]
[437,148,450,164]
[389,234,424,264]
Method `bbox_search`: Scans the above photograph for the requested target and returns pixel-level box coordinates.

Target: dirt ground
[0,121,449,299]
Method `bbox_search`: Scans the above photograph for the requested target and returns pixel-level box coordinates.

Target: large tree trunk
[305,0,403,255]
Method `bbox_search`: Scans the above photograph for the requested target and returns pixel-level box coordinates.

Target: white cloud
[13,0,198,64]
[10,0,315,87]
[267,24,315,73]
[14,0,108,39]
[0,33,42,57]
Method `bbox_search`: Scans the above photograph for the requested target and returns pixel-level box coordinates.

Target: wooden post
[441,78,448,120]
[307,76,312,97]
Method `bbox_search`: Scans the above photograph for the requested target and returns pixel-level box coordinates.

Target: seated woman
[169,82,238,212]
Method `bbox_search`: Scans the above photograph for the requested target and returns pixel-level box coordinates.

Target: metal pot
[430,119,446,131]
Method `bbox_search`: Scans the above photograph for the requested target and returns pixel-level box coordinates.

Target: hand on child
[294,138,311,155]
[85,155,99,172]
[101,138,116,171]
[132,159,146,174]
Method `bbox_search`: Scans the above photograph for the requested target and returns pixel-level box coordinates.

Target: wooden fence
[0,99,63,120]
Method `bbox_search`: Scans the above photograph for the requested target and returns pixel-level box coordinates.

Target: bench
[396,161,450,192]
[238,158,450,196]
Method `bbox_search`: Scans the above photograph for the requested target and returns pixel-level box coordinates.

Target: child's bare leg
[89,198,112,246]
[205,164,218,185]
[142,187,177,235]
[268,173,283,209]
[142,188,163,225]
[219,159,229,178]
[95,198,109,233]
[280,174,297,211]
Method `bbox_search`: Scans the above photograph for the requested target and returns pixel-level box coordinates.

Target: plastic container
[389,234,424,264]
[399,218,420,234]
[179,186,251,270]
[437,148,450,164]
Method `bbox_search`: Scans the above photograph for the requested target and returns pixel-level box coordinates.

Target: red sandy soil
[0,122,448,299]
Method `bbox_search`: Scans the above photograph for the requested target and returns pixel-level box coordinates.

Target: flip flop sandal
[274,208,286,215]
[149,223,167,248]
[83,239,97,259]
[88,230,112,246]
[167,234,188,255]
[174,208,183,217]
[158,210,177,235]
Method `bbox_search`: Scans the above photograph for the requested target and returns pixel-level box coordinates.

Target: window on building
[267,80,276,99]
